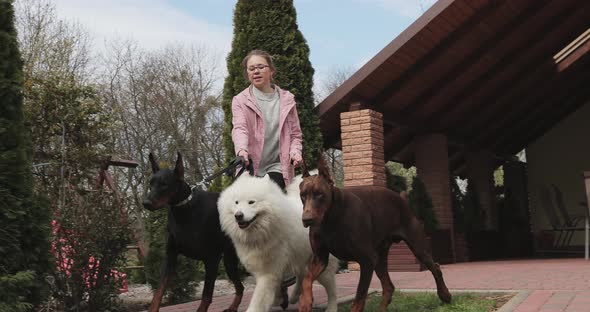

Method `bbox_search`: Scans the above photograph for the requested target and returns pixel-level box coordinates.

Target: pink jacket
[231,86,303,185]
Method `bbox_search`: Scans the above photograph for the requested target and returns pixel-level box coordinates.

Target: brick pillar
[340,109,386,187]
[414,133,455,263]
[466,150,498,230]
[414,134,454,231]
[340,109,386,272]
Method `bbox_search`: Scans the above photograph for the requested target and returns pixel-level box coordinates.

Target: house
[316,0,590,267]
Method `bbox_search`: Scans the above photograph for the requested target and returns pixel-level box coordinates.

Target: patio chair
[551,184,588,247]
[538,186,585,249]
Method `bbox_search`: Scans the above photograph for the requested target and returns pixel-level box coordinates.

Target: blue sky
[50,0,435,91]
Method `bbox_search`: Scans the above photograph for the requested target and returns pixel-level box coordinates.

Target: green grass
[337,292,508,312]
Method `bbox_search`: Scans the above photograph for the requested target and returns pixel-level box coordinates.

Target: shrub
[49,191,130,311]
[408,177,438,235]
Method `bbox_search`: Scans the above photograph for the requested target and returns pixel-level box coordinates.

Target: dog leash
[178,157,303,206]
[191,156,253,192]
[172,157,253,207]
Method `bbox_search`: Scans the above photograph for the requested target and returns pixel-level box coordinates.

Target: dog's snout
[235,211,244,221]
[302,217,313,228]
[143,198,161,211]
[302,208,316,227]
[302,210,314,227]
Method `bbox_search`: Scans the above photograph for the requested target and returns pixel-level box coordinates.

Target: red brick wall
[340,109,386,187]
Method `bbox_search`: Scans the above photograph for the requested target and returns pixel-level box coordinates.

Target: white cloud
[51,0,232,54]
[355,0,437,19]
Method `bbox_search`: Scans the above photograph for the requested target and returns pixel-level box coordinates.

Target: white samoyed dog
[218,174,338,312]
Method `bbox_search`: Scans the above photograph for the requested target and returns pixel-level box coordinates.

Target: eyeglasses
[247,64,270,72]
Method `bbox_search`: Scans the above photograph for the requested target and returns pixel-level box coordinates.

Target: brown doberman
[297,157,451,312]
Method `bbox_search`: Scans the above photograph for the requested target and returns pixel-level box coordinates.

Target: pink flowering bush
[49,190,130,311]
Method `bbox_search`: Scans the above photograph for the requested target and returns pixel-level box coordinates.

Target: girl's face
[246,55,274,90]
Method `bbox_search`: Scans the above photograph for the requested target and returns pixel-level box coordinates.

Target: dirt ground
[489,293,516,310]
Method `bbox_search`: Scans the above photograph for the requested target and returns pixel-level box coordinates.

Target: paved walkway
[153,258,590,312]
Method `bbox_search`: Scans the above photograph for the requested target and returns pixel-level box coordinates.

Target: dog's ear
[301,159,310,178]
[149,152,160,173]
[174,152,184,178]
[317,155,333,185]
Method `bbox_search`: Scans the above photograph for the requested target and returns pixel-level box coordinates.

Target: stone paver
[152,258,590,311]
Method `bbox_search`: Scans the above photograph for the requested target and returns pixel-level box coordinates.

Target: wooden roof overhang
[317,0,590,176]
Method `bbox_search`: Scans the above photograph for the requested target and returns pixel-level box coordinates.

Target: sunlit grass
[336,292,509,312]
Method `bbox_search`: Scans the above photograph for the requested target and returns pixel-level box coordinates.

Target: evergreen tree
[0,1,51,310]
[408,177,438,235]
[385,166,407,193]
[222,0,322,182]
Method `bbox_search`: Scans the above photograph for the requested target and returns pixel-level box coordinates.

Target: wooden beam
[373,0,496,113]
[401,0,539,118]
[384,131,414,160]
[460,3,590,135]
[420,0,555,124]
[390,142,415,165]
[109,159,139,168]
[503,81,590,154]
[556,29,590,72]
[476,61,560,145]
[439,0,584,131]
[487,61,589,150]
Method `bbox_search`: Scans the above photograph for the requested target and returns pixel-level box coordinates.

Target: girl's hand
[238,150,249,166]
[291,154,303,167]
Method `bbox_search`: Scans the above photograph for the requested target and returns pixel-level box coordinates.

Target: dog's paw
[298,295,313,312]
[325,306,338,312]
[438,289,452,303]
[298,303,313,312]
[280,300,289,310]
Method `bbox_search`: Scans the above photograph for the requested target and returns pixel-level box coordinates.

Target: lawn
[336,292,513,312]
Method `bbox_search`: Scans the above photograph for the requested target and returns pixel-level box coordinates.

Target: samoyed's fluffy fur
[218,174,338,312]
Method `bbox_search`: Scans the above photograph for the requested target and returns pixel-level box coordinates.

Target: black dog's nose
[235,211,244,221]
[143,199,154,210]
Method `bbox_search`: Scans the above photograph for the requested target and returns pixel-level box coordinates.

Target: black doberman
[143,152,244,312]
